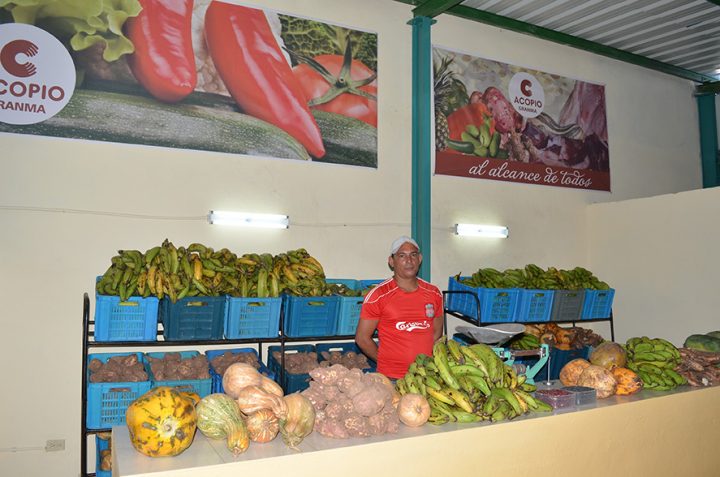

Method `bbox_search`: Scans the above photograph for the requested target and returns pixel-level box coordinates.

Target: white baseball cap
[390,236,420,255]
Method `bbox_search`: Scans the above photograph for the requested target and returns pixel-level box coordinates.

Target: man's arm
[433,313,444,341]
[355,318,379,362]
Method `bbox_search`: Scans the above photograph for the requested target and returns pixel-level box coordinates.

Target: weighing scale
[454,324,550,385]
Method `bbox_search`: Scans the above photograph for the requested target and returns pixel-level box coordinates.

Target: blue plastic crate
[206,348,275,394]
[95,435,112,477]
[327,279,383,336]
[283,295,339,338]
[515,289,555,323]
[581,289,615,319]
[160,296,226,341]
[549,290,585,322]
[225,296,281,339]
[335,295,365,335]
[94,290,158,342]
[316,341,376,371]
[267,344,316,393]
[86,352,151,429]
[146,351,212,397]
[446,276,520,323]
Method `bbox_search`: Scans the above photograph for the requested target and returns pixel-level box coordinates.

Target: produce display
[559,345,644,398]
[676,348,720,386]
[625,337,686,391]
[88,354,148,383]
[457,265,610,290]
[515,323,604,350]
[146,353,210,381]
[301,365,400,438]
[396,339,552,424]
[96,240,334,301]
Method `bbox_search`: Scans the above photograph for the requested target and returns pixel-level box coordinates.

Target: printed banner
[433,46,610,191]
[0,1,377,168]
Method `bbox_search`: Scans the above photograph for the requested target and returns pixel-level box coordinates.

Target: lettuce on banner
[0,0,141,61]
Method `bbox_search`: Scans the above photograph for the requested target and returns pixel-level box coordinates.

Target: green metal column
[409,15,434,280]
[697,93,719,188]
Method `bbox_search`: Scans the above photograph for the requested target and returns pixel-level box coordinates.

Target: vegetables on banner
[433,46,610,191]
[0,1,378,167]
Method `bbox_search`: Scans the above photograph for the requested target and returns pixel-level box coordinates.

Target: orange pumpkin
[559,358,591,386]
[612,367,643,395]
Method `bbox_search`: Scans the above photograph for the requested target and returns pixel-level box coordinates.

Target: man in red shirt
[355,236,443,379]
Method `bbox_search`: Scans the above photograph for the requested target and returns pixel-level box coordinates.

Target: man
[355,236,444,379]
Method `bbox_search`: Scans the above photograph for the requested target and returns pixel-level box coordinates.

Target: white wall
[587,186,720,345]
[0,0,707,475]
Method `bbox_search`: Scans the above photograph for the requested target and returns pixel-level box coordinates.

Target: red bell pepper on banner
[204,1,325,158]
[447,102,495,141]
[125,0,197,103]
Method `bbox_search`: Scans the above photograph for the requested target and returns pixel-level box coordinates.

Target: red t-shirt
[360,278,443,379]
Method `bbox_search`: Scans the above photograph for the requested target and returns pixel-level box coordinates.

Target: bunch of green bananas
[96,239,242,302]
[233,248,327,298]
[509,333,541,350]
[458,265,610,290]
[625,336,686,391]
[396,338,552,425]
[96,242,331,302]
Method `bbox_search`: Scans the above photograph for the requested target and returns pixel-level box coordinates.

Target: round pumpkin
[559,358,591,386]
[577,364,618,398]
[611,367,643,395]
[589,342,627,370]
[126,386,198,457]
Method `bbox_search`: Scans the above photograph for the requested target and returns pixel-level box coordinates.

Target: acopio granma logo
[0,23,75,125]
[508,72,545,119]
[1,39,39,77]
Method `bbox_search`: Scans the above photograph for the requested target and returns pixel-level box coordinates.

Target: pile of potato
[89,354,148,383]
[146,353,210,381]
[302,364,399,438]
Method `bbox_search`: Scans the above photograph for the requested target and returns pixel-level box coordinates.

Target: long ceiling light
[454,223,509,238]
[208,211,289,229]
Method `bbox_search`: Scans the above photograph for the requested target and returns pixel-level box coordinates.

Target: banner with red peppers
[433,46,610,191]
[0,1,378,168]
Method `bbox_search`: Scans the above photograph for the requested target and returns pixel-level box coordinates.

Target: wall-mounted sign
[0,1,377,168]
[0,23,75,125]
[433,46,610,191]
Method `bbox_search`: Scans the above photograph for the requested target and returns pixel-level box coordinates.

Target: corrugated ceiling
[399,0,720,87]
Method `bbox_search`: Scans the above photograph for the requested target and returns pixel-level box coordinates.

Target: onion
[397,393,430,427]
[245,409,280,443]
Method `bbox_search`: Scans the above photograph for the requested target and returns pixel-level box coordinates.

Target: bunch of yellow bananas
[396,338,552,425]
[96,242,331,302]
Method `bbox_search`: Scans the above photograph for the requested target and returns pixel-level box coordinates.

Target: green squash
[196,393,249,455]
[684,334,720,353]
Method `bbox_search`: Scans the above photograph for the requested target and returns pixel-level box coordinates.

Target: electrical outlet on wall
[45,439,65,452]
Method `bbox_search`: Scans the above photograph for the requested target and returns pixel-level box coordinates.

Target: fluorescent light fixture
[208,211,289,229]
[455,223,509,238]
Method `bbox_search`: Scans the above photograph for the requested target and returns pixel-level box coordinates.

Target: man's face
[389,242,422,280]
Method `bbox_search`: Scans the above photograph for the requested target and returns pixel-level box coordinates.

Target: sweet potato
[352,382,390,417]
